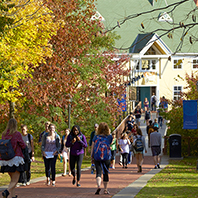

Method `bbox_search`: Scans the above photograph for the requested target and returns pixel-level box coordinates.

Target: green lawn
[0,155,91,187]
[135,157,198,198]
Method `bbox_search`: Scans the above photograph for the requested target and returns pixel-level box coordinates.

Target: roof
[130,33,154,53]
[96,0,198,54]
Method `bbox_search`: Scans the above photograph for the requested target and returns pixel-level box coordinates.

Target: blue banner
[183,100,197,129]
[117,94,127,112]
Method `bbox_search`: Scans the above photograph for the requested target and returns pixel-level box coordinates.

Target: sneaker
[22,183,26,186]
[62,173,66,177]
[119,162,122,166]
[112,166,115,169]
[52,181,55,187]
[26,182,30,186]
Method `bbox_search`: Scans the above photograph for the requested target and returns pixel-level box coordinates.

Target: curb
[112,155,169,198]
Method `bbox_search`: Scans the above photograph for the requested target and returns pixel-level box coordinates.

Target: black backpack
[0,138,15,160]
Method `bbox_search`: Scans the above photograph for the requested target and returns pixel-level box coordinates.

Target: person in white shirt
[119,133,130,169]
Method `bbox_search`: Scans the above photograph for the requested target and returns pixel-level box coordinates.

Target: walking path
[0,112,169,198]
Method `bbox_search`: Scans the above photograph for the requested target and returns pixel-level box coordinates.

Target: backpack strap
[28,134,31,146]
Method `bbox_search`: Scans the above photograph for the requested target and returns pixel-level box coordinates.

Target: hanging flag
[117,94,127,112]
[183,100,197,129]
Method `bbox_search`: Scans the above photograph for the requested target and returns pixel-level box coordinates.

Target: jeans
[158,116,163,128]
[43,155,58,181]
[121,153,129,167]
[70,154,84,181]
[151,103,156,111]
[94,160,110,182]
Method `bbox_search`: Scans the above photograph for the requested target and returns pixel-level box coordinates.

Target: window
[173,59,182,69]
[141,59,157,71]
[173,86,182,100]
[192,59,198,69]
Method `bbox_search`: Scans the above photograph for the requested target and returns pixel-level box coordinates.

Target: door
[140,87,150,109]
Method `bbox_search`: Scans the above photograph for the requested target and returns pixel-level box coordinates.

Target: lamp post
[68,97,72,130]
[196,81,198,170]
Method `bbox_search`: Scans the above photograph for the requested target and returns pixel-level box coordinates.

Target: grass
[135,157,198,198]
[0,155,92,187]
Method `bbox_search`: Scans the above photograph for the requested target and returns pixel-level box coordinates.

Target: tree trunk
[9,101,15,119]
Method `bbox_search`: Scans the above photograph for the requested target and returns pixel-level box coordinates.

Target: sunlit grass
[135,157,198,198]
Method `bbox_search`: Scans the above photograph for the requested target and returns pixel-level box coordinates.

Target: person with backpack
[91,122,112,195]
[66,125,87,187]
[133,128,147,173]
[19,125,35,186]
[151,93,157,111]
[0,118,27,198]
[153,118,159,130]
[144,108,152,126]
[146,120,154,148]
[42,124,61,187]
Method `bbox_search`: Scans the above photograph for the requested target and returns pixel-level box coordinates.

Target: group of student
[0,115,162,197]
[0,119,89,198]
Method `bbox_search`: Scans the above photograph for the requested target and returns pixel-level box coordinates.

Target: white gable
[91,11,105,21]
[158,12,173,22]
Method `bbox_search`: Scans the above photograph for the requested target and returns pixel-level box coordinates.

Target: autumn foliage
[12,0,130,132]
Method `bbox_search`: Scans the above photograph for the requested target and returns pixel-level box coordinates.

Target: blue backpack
[134,136,143,152]
[0,139,15,160]
[93,135,111,161]
[154,123,159,128]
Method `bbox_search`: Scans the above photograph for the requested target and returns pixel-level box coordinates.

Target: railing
[113,101,141,138]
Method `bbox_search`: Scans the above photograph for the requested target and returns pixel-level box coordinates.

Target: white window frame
[140,59,158,72]
[173,85,182,101]
[173,59,183,70]
[192,58,198,70]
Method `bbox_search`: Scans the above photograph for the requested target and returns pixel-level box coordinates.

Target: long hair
[3,118,18,136]
[96,122,110,136]
[70,125,82,137]
[137,128,143,136]
[64,128,70,143]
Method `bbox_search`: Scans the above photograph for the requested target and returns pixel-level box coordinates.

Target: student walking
[41,124,61,187]
[150,127,162,169]
[19,125,35,186]
[133,128,147,172]
[144,108,152,126]
[134,106,142,127]
[110,131,117,169]
[151,93,157,111]
[39,121,50,145]
[66,125,87,187]
[60,128,71,176]
[0,118,27,198]
[119,133,130,169]
[91,122,112,195]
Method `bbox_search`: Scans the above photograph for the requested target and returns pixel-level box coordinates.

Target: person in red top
[0,118,27,198]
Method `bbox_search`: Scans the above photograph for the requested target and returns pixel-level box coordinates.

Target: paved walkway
[0,113,169,198]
